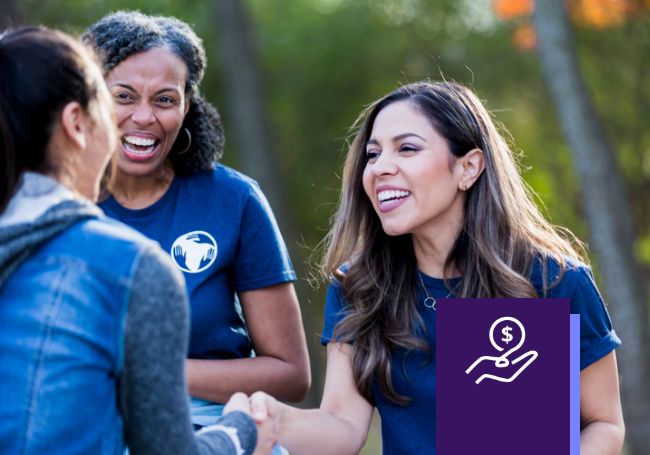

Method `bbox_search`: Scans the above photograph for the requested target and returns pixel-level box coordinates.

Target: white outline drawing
[465,316,538,384]
[170,231,218,274]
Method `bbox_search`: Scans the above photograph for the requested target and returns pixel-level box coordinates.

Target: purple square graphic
[570,314,580,455]
[437,298,570,454]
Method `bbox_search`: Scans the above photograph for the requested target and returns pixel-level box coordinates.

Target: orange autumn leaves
[493,0,535,20]
[493,0,650,51]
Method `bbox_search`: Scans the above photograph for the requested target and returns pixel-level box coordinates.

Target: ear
[459,148,485,190]
[60,101,87,150]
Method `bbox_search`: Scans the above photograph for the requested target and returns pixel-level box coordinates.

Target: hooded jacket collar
[0,173,103,288]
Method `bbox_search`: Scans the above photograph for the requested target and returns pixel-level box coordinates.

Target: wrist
[276,401,291,441]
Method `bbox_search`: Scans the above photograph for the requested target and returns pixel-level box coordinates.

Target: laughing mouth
[122,135,158,154]
[378,190,411,206]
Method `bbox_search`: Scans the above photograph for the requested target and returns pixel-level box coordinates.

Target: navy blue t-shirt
[100,165,296,361]
[321,257,620,455]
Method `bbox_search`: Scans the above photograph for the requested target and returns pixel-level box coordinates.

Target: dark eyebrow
[366,133,426,148]
[394,133,426,142]
[114,83,136,92]
[154,88,181,96]
[112,84,181,97]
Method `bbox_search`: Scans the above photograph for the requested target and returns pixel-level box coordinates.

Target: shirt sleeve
[570,267,622,371]
[320,281,349,346]
[230,181,296,292]
[119,247,257,455]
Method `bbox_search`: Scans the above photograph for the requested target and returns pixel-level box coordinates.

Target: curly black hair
[82,11,224,175]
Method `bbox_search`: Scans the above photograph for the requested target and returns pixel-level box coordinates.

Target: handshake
[223,392,281,455]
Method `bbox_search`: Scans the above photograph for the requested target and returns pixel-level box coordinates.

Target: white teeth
[124,136,156,146]
[377,190,411,202]
[123,142,155,154]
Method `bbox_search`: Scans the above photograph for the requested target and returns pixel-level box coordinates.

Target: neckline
[418,269,461,291]
[103,175,181,219]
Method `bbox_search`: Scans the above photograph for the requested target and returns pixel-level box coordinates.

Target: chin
[116,155,160,177]
[379,221,411,237]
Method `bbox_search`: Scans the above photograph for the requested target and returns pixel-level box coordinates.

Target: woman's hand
[250,392,280,455]
[222,392,278,455]
[250,391,279,425]
[242,344,373,455]
[223,392,252,417]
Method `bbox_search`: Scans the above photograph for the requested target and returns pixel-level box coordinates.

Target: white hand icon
[465,317,538,384]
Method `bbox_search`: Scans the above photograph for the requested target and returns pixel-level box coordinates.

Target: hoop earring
[174,128,192,155]
[462,184,467,191]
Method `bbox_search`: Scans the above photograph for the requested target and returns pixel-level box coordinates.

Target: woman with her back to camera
[81,13,310,453]
[250,82,625,454]
[0,26,262,455]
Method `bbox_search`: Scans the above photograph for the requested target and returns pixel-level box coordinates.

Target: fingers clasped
[224,392,280,455]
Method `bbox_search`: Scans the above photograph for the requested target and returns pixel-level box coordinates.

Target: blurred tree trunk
[212,0,324,408]
[212,0,282,215]
[534,1,650,453]
[0,0,21,30]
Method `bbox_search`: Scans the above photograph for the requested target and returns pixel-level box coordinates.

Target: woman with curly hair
[82,11,310,446]
[249,82,625,454]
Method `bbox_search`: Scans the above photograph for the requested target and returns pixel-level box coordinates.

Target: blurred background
[2,0,649,453]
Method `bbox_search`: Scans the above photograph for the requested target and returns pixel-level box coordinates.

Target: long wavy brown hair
[322,81,587,405]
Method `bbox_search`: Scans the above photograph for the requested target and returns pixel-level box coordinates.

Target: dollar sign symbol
[502,326,513,344]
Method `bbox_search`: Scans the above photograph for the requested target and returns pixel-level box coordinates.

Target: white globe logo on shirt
[171,231,218,273]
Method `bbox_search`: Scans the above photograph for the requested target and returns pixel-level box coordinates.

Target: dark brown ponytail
[0,27,98,214]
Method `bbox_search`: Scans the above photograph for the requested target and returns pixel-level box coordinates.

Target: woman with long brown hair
[248,81,624,454]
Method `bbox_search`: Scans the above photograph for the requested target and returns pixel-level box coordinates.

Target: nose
[371,150,398,177]
[131,102,156,127]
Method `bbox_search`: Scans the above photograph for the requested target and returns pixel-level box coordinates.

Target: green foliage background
[14,0,650,451]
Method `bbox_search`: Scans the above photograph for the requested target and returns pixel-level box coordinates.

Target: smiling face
[362,101,466,238]
[105,46,189,177]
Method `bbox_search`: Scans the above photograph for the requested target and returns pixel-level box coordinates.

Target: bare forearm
[580,421,624,455]
[579,352,624,455]
[277,403,367,455]
[248,344,372,455]
[186,357,310,404]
